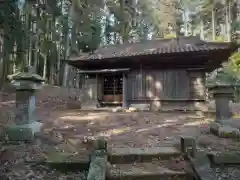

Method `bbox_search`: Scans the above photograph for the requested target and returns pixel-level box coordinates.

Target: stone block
[7,121,43,141]
[209,122,220,135]
[180,136,196,158]
[210,122,240,138]
[220,119,240,129]
[93,137,107,151]
[207,152,240,165]
[112,107,124,112]
[87,150,107,180]
[151,101,161,111]
[127,107,137,112]
[218,126,240,138]
[129,104,150,111]
[190,152,216,180]
[108,147,181,164]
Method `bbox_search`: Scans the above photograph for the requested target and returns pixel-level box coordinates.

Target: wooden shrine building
[67,36,238,110]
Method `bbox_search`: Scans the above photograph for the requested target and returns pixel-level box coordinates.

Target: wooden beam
[77,68,130,74]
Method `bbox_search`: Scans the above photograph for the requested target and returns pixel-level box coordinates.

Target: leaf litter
[0,85,240,179]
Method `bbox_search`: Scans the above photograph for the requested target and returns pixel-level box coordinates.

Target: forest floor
[0,84,240,179]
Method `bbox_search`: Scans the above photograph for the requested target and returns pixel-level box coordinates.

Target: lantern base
[210,120,240,138]
[7,121,43,141]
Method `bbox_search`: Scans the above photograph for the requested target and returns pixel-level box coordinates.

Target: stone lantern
[207,69,240,138]
[208,84,234,121]
[6,66,45,141]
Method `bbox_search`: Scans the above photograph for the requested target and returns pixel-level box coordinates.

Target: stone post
[6,66,45,141]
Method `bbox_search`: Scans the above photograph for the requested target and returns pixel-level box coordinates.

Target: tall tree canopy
[0,0,239,89]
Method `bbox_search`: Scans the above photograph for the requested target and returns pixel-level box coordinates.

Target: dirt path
[1,109,240,179]
[1,85,240,179]
[40,110,240,152]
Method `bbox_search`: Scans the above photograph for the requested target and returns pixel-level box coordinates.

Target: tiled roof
[69,36,237,61]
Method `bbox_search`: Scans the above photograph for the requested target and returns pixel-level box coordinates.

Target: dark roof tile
[69,36,237,61]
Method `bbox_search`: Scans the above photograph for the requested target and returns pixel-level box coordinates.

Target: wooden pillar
[96,74,98,100]
[96,74,100,107]
[122,73,128,108]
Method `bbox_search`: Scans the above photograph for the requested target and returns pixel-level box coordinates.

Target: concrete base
[210,121,240,138]
[7,121,43,141]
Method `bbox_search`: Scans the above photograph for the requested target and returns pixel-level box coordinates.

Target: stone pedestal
[6,66,45,141]
[15,90,36,125]
[212,86,233,121]
[208,85,240,138]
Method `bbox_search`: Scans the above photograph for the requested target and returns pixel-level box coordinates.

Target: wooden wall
[127,69,205,101]
[78,68,206,110]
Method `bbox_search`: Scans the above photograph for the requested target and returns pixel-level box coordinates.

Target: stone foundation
[7,121,43,141]
[210,122,240,138]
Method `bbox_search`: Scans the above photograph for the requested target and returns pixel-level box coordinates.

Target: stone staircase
[106,147,194,180]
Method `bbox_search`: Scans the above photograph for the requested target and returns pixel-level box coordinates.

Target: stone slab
[210,122,240,138]
[129,103,150,111]
[219,118,240,129]
[46,152,89,163]
[180,136,196,158]
[188,152,217,180]
[207,152,240,165]
[40,161,90,172]
[7,121,42,141]
[87,151,107,180]
[107,162,189,180]
[108,147,181,164]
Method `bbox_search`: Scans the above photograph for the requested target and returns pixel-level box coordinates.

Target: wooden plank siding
[127,69,205,101]
[79,68,206,111]
[97,75,104,100]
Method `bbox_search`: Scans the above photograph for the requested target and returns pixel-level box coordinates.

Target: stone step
[108,147,182,164]
[107,161,193,180]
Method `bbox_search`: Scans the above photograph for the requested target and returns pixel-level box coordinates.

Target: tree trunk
[62,30,70,87]
[49,60,55,85]
[23,3,31,67]
[211,8,216,41]
[183,10,188,36]
[33,37,39,73]
[200,19,204,40]
[119,0,128,42]
[56,42,61,85]
[28,20,33,66]
[226,1,232,42]
[0,39,11,88]
[43,53,47,80]
[62,63,69,87]
[0,22,13,88]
